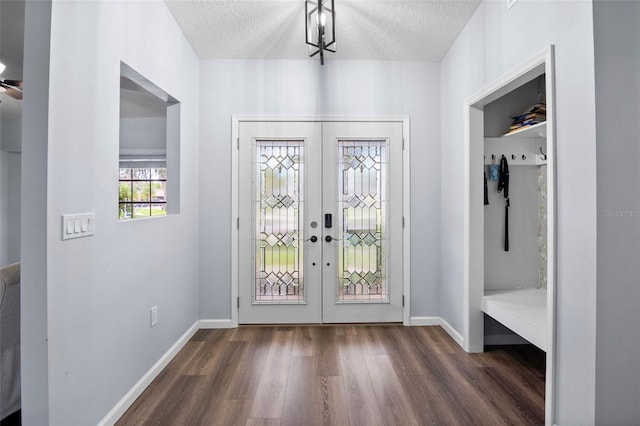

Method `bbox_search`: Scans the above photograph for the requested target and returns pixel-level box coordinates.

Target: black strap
[505,199,510,251]
[484,172,489,205]
[497,155,510,251]
[497,155,509,197]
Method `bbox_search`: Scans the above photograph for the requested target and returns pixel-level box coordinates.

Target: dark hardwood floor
[117,325,545,425]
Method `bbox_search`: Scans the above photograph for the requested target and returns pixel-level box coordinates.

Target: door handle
[325,235,342,243]
[305,236,318,242]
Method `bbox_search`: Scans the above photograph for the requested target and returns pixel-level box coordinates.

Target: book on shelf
[505,103,546,135]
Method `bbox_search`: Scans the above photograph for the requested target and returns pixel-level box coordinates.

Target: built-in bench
[481,287,547,352]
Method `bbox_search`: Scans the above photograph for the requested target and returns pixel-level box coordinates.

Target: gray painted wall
[21,1,200,424]
[119,117,167,153]
[484,166,541,291]
[0,152,20,265]
[440,1,598,423]
[198,60,441,320]
[0,0,23,268]
[594,1,640,423]
[0,106,22,267]
[21,1,51,422]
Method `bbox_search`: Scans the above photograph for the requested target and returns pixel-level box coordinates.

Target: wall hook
[539,146,547,160]
[511,154,516,160]
[522,154,526,160]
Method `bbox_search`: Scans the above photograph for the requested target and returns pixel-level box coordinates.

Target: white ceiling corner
[164,0,482,61]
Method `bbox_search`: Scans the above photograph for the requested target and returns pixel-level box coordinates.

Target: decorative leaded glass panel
[254,141,305,303]
[337,140,388,302]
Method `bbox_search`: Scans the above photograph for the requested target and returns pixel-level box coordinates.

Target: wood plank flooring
[117,325,545,426]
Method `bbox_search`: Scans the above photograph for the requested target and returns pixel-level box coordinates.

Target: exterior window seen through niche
[119,167,167,219]
[119,62,180,220]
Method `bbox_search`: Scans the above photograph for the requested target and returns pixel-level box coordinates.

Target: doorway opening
[463,46,556,424]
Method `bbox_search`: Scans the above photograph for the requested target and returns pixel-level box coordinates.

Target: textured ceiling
[164,0,482,61]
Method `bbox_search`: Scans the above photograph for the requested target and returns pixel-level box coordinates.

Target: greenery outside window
[119,166,167,219]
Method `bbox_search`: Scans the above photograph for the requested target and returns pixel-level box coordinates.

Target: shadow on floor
[0,410,21,426]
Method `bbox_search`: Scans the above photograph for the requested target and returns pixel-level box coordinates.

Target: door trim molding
[231,116,411,326]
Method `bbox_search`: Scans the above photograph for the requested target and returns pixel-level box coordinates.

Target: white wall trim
[232,115,411,123]
[199,319,235,329]
[409,316,440,326]
[97,321,199,426]
[439,317,464,348]
[409,316,465,349]
[402,117,411,326]
[231,116,240,328]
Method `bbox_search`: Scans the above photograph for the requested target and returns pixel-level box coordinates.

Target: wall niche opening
[119,62,180,220]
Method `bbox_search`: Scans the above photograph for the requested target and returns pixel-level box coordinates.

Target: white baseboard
[97,321,199,426]
[410,316,464,349]
[439,317,464,348]
[409,316,440,326]
[199,319,235,329]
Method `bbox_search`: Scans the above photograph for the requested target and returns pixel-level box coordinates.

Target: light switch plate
[62,213,95,240]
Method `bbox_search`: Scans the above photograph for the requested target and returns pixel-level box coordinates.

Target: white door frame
[462,46,556,425]
[231,116,411,326]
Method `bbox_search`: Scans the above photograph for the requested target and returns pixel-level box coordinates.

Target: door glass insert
[254,140,305,303]
[337,140,388,303]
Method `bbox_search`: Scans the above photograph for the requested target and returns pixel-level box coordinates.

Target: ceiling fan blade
[0,82,22,100]
[2,79,23,89]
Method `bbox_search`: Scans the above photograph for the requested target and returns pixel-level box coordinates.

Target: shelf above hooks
[503,121,547,139]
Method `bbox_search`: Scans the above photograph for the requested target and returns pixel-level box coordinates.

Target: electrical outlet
[150,305,158,327]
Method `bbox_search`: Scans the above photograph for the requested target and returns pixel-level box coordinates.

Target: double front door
[238,121,404,324]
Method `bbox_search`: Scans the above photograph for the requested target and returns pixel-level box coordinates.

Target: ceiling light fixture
[305,0,335,65]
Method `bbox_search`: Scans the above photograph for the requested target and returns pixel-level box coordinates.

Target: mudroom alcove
[463,46,556,424]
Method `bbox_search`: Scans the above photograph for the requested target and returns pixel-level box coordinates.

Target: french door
[237,120,404,324]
